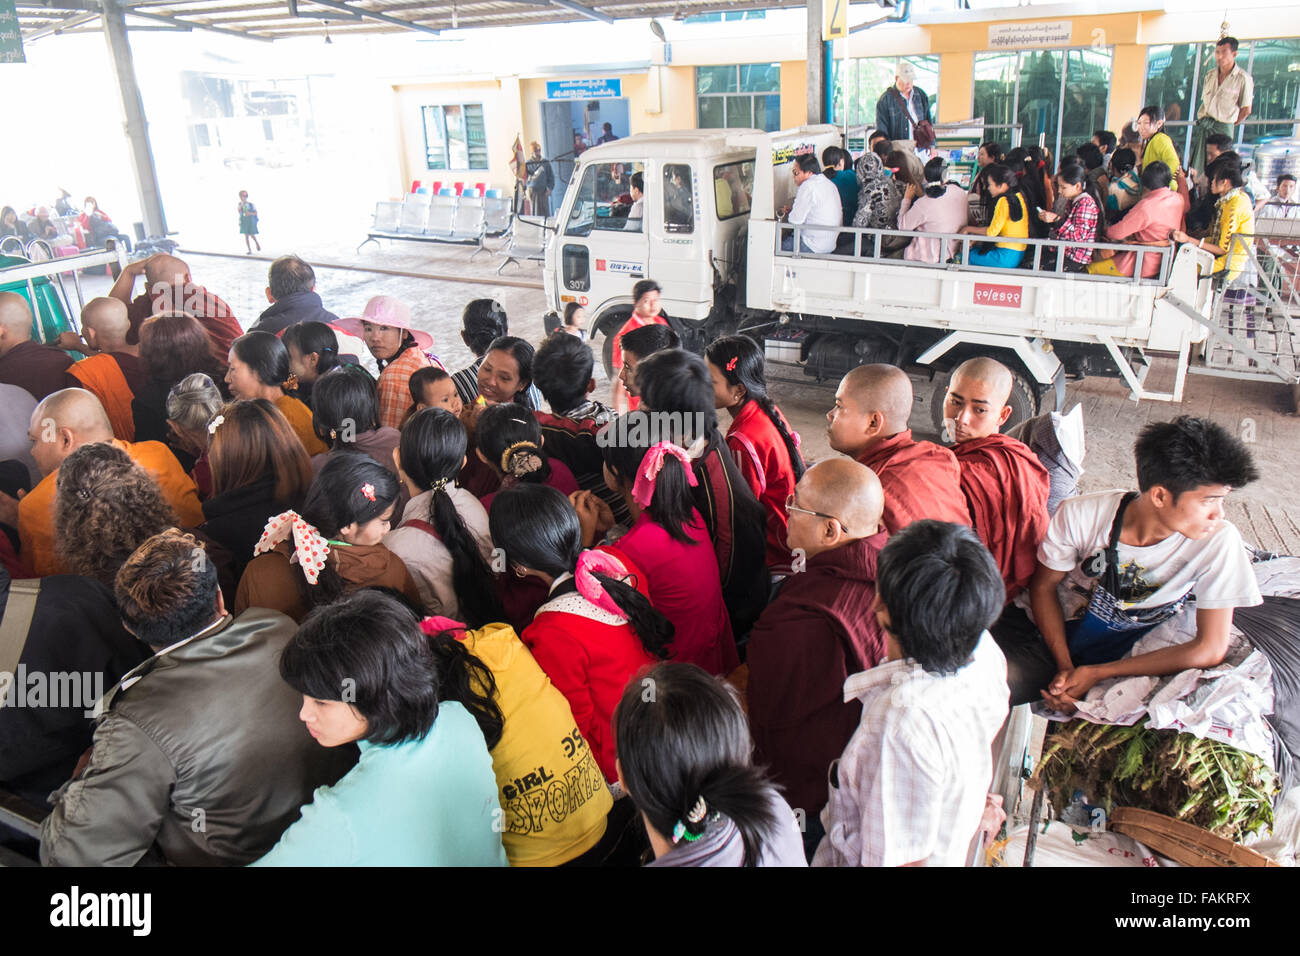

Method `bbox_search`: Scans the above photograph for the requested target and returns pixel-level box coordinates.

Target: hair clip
[430,477,450,493]
[360,482,376,502]
[508,418,529,425]
[207,414,225,435]
[75,488,91,501]
[671,796,709,844]
[725,357,738,372]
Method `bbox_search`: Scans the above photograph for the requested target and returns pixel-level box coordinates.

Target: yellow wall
[780,59,807,130]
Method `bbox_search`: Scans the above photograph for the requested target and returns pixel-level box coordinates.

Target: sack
[913,119,936,152]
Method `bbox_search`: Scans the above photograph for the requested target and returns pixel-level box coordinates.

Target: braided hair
[704,336,805,481]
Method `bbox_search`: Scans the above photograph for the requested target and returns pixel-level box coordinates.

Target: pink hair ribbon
[254,511,330,585]
[631,441,698,508]
[575,549,634,618]
[420,616,467,636]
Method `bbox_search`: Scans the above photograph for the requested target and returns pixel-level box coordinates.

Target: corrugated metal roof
[18,0,806,42]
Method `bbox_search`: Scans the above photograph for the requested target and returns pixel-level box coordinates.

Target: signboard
[823,0,846,41]
[0,0,25,64]
[987,20,1072,50]
[546,78,622,100]
[772,142,817,166]
[974,283,1024,309]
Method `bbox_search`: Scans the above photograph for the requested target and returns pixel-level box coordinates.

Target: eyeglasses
[785,493,850,535]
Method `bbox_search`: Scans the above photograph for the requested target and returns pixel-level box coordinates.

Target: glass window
[422,103,489,171]
[1017,50,1063,151]
[566,161,645,234]
[697,65,780,132]
[663,163,694,234]
[714,161,754,220]
[972,48,1111,160]
[834,54,940,130]
[972,51,1018,144]
[1241,38,1300,146]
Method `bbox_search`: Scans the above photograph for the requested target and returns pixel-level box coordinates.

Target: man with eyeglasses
[745,458,889,861]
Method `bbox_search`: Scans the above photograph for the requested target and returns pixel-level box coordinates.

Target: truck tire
[930,367,1039,436]
[596,311,630,377]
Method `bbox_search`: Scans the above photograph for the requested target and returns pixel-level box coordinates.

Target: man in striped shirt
[451,298,541,408]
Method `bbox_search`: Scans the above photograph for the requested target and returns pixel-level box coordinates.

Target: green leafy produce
[1031,720,1279,843]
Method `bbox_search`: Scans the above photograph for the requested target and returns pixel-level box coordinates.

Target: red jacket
[746,532,889,816]
[520,549,657,782]
[856,429,970,534]
[954,433,1050,603]
[725,398,799,571]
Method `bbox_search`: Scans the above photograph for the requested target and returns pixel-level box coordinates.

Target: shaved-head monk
[108,253,241,368]
[0,291,74,402]
[944,357,1050,603]
[746,458,891,848]
[60,298,148,440]
[826,363,968,533]
[0,388,203,575]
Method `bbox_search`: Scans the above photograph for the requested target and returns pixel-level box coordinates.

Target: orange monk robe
[19,438,204,577]
[66,353,140,441]
[855,429,971,535]
[275,394,329,456]
[953,432,1051,604]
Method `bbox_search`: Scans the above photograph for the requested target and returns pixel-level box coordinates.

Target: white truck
[543,124,1295,428]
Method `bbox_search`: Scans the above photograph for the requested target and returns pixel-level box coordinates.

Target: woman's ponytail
[423,627,504,749]
[595,571,674,659]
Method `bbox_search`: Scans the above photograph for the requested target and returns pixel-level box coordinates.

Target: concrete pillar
[102,0,168,237]
[806,0,826,125]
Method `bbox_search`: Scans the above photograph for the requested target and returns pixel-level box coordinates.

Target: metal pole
[807,0,826,125]
[102,0,168,238]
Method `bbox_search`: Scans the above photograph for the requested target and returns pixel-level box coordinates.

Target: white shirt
[383,485,493,615]
[788,173,843,254]
[1022,490,1262,625]
[1260,194,1300,220]
[812,633,1009,867]
[1198,64,1254,125]
[624,197,644,232]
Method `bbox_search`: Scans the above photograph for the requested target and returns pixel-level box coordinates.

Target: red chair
[410,180,422,193]
[453,182,465,196]
[475,182,488,195]
[429,181,443,195]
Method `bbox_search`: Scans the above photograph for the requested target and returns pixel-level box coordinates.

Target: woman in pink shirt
[596,415,739,676]
[1087,160,1184,279]
[899,157,971,264]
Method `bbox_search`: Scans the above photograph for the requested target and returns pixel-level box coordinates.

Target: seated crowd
[778,110,1278,286]
[0,234,1265,868]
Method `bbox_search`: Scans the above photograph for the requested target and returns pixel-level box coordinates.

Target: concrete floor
[90,239,1297,552]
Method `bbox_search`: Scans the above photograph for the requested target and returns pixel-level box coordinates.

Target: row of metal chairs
[358,192,511,251]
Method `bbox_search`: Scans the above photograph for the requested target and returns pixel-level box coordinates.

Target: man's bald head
[0,291,34,346]
[143,254,191,288]
[29,389,114,476]
[827,363,913,457]
[944,357,1015,442]
[81,297,130,350]
[800,458,884,539]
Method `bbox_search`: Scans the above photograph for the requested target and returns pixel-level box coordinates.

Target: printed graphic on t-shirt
[501,726,606,836]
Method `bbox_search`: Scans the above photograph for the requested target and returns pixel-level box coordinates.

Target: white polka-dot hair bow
[254,511,330,585]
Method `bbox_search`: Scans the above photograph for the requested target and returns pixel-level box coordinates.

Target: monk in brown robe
[0,389,203,576]
[944,357,1050,603]
[826,363,969,534]
[62,298,148,441]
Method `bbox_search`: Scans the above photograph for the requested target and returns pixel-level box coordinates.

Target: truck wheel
[596,312,628,378]
[930,368,1040,437]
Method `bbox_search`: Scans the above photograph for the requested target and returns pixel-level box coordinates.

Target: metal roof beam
[125,6,274,38]
[549,0,614,15]
[22,9,99,38]
[304,0,439,33]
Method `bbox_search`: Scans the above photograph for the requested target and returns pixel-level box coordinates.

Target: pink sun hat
[335,295,434,351]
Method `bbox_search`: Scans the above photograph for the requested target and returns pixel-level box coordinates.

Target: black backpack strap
[1101,492,1140,597]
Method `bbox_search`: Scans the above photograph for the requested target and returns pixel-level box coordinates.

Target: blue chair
[438,188,455,197]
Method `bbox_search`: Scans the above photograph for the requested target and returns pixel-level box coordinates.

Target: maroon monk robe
[953,432,1050,604]
[855,429,970,534]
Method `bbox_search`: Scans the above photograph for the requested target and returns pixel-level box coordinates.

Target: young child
[238,190,260,254]
[403,365,462,426]
[705,335,805,572]
[561,302,587,340]
[1106,148,1142,220]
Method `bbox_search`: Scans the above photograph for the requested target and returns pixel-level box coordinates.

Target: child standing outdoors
[238,190,261,254]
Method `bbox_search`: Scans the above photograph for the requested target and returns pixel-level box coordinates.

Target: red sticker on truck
[973,283,1023,308]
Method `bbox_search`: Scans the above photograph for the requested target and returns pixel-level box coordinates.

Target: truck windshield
[565,161,645,237]
[714,161,754,220]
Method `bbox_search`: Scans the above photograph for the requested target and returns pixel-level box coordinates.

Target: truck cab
[545,126,841,368]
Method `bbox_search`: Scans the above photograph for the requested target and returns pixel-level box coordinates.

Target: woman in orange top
[225,331,328,456]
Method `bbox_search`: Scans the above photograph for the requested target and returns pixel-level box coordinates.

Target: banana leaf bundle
[1031,720,1279,844]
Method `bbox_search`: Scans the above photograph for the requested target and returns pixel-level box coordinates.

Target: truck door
[650,161,714,323]
[557,159,648,317]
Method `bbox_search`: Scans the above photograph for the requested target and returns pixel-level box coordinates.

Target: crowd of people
[782,39,1295,283]
[0,245,1267,868]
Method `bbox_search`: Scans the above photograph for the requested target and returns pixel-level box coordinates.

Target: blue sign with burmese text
[546,78,621,100]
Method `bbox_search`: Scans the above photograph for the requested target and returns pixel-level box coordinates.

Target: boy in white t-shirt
[993,416,1261,709]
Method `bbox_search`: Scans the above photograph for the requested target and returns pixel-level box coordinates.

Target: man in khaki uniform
[1190,35,1254,177]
